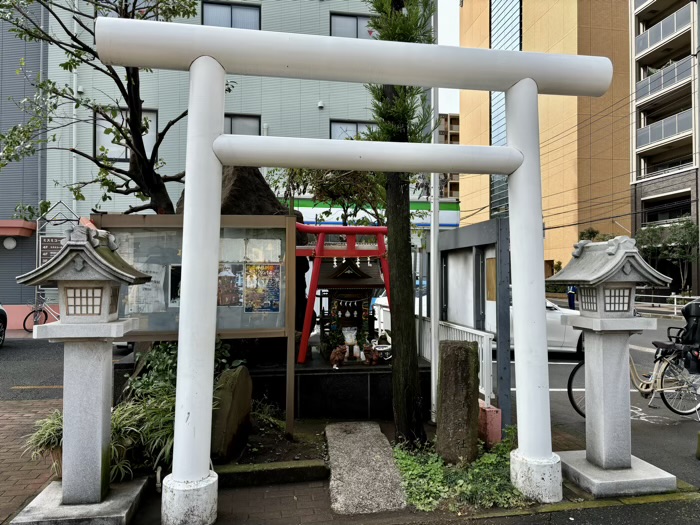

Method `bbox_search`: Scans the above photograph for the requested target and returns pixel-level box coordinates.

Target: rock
[211,366,253,463]
[436,340,479,465]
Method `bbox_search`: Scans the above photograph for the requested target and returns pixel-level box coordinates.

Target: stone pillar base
[510,449,562,503]
[560,450,676,498]
[162,472,217,525]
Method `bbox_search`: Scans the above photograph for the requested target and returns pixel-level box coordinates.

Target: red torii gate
[296,223,390,364]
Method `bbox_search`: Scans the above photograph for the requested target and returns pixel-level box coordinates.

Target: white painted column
[505,78,562,503]
[162,55,225,525]
[430,171,440,422]
[430,78,441,422]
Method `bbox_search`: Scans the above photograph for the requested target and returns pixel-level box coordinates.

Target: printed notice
[244,264,280,313]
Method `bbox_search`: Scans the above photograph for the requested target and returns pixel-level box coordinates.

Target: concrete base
[162,471,218,525]
[560,450,677,498]
[11,479,146,525]
[510,449,562,503]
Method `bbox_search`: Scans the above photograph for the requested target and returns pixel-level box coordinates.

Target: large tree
[0,0,199,214]
[364,0,434,444]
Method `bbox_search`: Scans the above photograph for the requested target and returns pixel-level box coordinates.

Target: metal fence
[636,293,700,316]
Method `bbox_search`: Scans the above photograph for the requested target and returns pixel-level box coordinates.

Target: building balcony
[635,4,691,59]
[636,55,692,104]
[636,109,692,151]
[636,160,694,182]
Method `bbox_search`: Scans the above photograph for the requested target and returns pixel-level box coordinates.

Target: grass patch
[393,427,529,513]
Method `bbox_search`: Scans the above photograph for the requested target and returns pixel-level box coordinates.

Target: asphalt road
[0,338,63,400]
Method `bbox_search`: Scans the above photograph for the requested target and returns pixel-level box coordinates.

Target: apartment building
[459,0,631,273]
[0,6,47,311]
[631,0,698,292]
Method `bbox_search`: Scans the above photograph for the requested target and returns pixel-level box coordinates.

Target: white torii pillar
[95,17,611,522]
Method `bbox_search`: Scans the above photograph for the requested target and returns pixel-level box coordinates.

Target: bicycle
[24,293,60,332]
[567,346,700,418]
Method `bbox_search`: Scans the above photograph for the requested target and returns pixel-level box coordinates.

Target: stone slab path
[325,422,406,515]
[0,400,62,524]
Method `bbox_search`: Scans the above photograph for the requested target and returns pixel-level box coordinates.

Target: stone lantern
[16,225,150,513]
[548,236,674,497]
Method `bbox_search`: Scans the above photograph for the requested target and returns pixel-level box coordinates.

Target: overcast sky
[438,0,460,114]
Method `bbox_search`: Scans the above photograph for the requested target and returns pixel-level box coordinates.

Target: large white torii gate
[95,18,611,525]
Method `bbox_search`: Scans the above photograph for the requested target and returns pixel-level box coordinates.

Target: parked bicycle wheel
[567,361,586,418]
[23,309,48,333]
[660,359,700,415]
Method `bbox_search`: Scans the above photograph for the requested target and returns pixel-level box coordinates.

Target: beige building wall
[458,0,490,226]
[458,0,630,269]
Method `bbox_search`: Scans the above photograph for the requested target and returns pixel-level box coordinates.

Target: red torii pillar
[296,223,390,364]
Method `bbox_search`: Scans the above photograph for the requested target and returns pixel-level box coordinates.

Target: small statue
[330,346,348,369]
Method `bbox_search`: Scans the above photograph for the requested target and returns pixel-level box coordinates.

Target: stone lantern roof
[547,236,671,287]
[16,225,150,287]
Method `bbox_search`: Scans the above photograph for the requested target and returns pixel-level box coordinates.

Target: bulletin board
[91,214,296,341]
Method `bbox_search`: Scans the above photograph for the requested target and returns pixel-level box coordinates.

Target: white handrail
[375,304,494,405]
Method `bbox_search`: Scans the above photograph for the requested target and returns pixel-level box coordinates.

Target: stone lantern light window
[579,287,597,312]
[604,287,631,312]
[66,287,103,316]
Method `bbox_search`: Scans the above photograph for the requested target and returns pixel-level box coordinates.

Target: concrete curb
[214,459,329,488]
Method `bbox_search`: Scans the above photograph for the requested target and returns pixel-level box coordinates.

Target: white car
[373,294,583,355]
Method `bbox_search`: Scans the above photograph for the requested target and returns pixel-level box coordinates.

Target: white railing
[636,108,692,149]
[375,304,494,405]
[636,293,700,315]
[636,55,692,102]
[635,4,691,56]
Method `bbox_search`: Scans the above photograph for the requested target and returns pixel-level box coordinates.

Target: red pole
[298,233,325,364]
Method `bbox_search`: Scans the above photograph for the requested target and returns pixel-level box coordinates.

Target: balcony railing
[637,109,692,149]
[635,4,691,55]
[638,161,694,181]
[635,0,652,11]
[636,56,692,101]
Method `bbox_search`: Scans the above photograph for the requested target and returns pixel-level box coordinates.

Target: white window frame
[330,13,375,39]
[202,2,261,30]
[224,114,261,136]
[330,120,374,140]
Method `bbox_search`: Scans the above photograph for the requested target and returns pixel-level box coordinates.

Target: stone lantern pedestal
[13,225,150,524]
[549,236,676,497]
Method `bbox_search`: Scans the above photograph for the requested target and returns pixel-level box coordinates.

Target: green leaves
[393,427,528,513]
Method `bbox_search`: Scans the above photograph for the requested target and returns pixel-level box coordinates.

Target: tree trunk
[386,171,426,444]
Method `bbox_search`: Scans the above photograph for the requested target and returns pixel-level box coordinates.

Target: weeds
[393,427,528,513]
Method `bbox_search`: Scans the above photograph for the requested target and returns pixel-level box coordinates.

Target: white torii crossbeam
[95,17,611,525]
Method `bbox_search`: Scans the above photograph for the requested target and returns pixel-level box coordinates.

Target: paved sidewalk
[0,400,62,524]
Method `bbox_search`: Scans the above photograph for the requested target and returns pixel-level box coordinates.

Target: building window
[225,115,261,136]
[94,109,158,162]
[66,287,102,316]
[96,0,157,19]
[330,121,374,140]
[202,3,260,29]
[641,193,692,226]
[331,14,375,39]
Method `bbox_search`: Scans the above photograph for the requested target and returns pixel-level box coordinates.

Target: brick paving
[0,400,62,524]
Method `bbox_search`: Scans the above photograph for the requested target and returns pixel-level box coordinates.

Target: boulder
[436,340,479,465]
[211,366,253,463]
